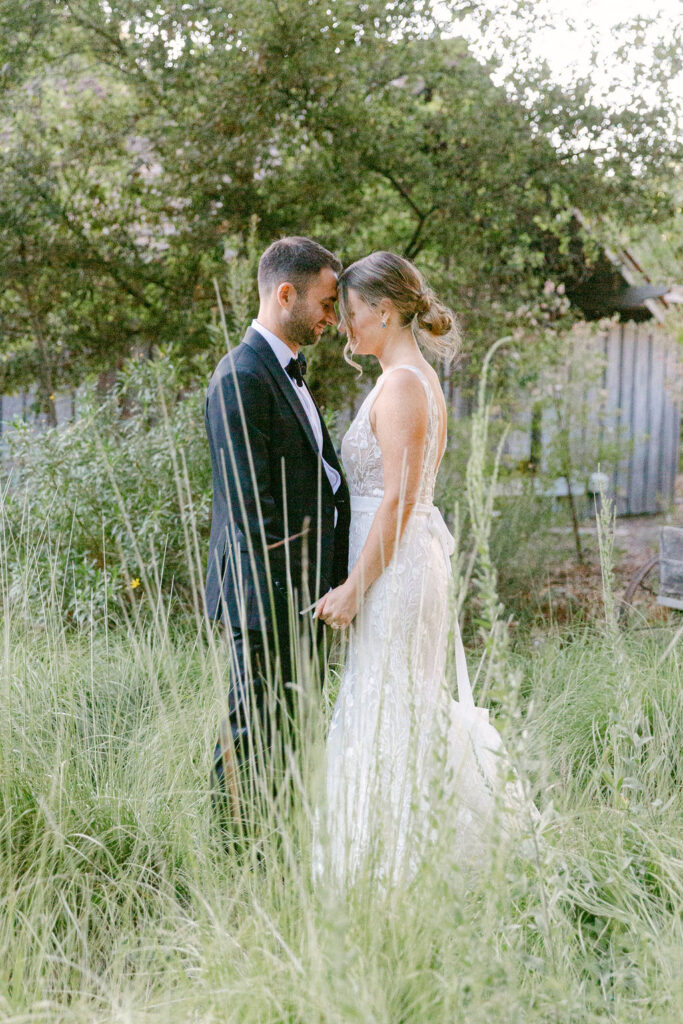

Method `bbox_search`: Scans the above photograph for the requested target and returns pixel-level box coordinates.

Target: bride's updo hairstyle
[338,251,461,370]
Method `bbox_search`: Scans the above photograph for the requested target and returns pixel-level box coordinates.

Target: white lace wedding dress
[316,365,533,887]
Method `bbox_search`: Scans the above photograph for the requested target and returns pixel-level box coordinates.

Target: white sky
[437,0,683,109]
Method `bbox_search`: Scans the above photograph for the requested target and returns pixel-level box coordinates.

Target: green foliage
[1,0,681,407]
[1,352,211,626]
[0,295,680,1015]
[490,491,564,618]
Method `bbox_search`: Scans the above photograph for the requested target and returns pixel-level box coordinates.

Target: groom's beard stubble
[283,297,320,349]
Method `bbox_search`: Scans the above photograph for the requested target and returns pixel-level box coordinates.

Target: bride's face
[340,287,385,357]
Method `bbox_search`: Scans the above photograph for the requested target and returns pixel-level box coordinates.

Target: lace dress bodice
[340,365,441,504]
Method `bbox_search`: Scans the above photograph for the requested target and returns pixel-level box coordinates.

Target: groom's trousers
[211,618,329,832]
[211,624,296,827]
[221,626,293,765]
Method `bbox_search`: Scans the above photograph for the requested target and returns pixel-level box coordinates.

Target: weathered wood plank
[540,404,556,476]
[504,402,532,465]
[604,327,624,506]
[660,560,683,598]
[629,324,650,513]
[615,324,635,514]
[575,334,605,478]
[666,344,681,504]
[660,527,683,562]
[659,527,683,602]
[658,342,678,508]
[0,389,77,458]
[645,333,667,512]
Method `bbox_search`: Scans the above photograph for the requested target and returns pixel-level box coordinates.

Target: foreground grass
[0,610,681,1023]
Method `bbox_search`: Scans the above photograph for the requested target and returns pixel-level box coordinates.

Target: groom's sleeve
[207,368,288,582]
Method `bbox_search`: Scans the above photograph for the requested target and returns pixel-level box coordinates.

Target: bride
[314,251,532,886]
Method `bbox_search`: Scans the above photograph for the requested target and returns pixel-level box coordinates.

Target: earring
[381,320,387,329]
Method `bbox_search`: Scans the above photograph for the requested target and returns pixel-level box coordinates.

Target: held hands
[314,578,360,630]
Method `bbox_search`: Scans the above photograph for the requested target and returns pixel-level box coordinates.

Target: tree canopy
[1,0,681,417]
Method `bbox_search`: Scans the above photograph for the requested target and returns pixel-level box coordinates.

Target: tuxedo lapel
[243,328,319,457]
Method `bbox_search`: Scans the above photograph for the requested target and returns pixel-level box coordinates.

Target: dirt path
[610,471,682,581]
[537,473,683,623]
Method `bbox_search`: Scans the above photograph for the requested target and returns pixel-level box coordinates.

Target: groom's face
[282,267,338,347]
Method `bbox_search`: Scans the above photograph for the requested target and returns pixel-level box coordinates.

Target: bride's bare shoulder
[378,366,429,399]
[371,367,429,425]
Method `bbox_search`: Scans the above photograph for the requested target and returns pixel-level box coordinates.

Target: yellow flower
[130,578,140,589]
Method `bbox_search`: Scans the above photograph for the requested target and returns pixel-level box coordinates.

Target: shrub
[1,351,211,627]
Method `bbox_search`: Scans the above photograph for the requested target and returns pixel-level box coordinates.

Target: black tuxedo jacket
[204,327,351,633]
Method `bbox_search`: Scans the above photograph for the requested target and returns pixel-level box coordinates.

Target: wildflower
[130,578,140,589]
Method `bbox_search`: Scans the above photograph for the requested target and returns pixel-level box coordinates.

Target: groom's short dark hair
[258,236,342,297]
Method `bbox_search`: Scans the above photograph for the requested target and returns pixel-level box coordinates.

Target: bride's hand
[314,580,359,629]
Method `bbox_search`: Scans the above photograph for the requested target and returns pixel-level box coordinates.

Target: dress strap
[380,363,431,387]
[375,364,434,408]
[366,364,428,416]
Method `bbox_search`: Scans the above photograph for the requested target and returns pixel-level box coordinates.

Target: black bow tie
[285,352,307,387]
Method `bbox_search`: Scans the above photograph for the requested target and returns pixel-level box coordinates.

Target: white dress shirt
[251,320,342,501]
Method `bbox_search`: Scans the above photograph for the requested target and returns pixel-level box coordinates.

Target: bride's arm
[315,370,428,628]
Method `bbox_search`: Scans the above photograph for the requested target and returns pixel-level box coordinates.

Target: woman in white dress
[314,252,531,886]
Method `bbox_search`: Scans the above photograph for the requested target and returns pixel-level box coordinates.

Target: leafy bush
[437,410,567,636]
[1,351,212,626]
[0,337,578,634]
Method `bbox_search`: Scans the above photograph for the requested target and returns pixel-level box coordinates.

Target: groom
[205,236,350,819]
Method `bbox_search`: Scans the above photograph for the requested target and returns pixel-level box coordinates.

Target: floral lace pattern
[317,366,533,887]
[340,368,440,504]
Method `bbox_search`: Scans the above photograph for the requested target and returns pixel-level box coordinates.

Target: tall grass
[0,348,681,1021]
[0,598,681,1021]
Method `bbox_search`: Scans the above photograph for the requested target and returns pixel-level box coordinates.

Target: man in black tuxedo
[205,236,350,821]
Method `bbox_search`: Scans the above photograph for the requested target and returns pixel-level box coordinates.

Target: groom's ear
[276,281,297,310]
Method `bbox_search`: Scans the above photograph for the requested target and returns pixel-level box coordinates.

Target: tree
[1,0,680,410]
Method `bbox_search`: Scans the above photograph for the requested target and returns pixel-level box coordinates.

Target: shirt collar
[251,320,297,371]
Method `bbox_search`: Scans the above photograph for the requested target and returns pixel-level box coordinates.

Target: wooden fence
[449,322,680,516]
[0,390,77,453]
[604,323,680,515]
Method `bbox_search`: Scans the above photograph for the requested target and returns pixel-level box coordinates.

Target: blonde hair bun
[415,288,454,338]
[339,251,461,366]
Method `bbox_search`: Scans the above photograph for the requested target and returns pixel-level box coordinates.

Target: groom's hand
[314,580,359,630]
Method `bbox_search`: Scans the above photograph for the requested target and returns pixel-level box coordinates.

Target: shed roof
[567,209,682,324]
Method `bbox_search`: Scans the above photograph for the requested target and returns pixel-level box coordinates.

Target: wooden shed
[502,222,681,516]
[597,320,679,515]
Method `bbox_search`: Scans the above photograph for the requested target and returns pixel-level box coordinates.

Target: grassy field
[0,601,681,1022]
[1,356,681,1020]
